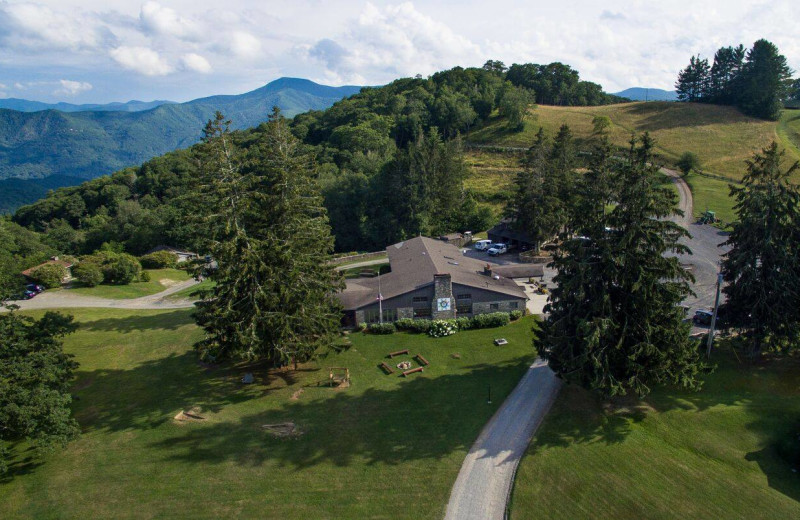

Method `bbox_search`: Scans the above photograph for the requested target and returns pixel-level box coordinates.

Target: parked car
[487,243,508,256]
[473,239,492,251]
[692,309,713,326]
[16,290,37,300]
[26,283,44,293]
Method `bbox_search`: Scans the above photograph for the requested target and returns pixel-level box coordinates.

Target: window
[456,293,472,300]
[509,302,518,309]
[382,308,398,322]
[363,309,380,323]
[414,307,432,318]
[490,303,499,310]
[456,303,472,315]
[412,296,428,304]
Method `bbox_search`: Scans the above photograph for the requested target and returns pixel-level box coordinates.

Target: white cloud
[180,53,212,73]
[227,31,261,58]
[55,79,93,96]
[139,1,201,40]
[0,2,115,52]
[109,46,173,76]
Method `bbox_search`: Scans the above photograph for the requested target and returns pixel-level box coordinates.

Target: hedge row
[366,311,522,335]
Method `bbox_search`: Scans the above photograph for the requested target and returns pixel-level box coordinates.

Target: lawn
[510,348,800,519]
[0,309,539,519]
[341,262,390,279]
[468,103,800,183]
[684,173,740,225]
[67,268,191,299]
[164,278,215,301]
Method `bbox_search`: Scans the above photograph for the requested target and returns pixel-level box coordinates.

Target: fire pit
[397,361,412,370]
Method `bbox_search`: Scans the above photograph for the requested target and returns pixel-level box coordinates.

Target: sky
[0,0,798,104]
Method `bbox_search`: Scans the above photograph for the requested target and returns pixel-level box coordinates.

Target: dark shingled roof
[337,236,526,310]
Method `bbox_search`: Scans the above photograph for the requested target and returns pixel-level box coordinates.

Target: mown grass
[510,348,800,519]
[164,278,215,302]
[341,262,390,279]
[684,173,740,225]
[469,103,800,182]
[67,268,191,299]
[0,309,539,519]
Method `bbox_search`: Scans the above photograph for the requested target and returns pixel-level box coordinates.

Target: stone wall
[472,299,524,315]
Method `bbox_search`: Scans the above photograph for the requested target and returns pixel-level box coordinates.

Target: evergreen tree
[542,133,702,397]
[508,128,564,253]
[738,40,793,120]
[191,110,343,366]
[721,142,800,355]
[549,124,579,230]
[0,309,79,475]
[708,45,745,104]
[675,55,710,102]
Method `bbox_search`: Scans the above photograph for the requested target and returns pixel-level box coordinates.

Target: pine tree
[675,55,710,102]
[721,142,800,355]
[738,39,793,120]
[191,110,343,366]
[542,133,702,397]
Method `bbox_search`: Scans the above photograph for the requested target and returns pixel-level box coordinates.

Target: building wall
[432,274,455,320]
[472,299,524,314]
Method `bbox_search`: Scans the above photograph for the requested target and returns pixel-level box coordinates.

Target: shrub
[140,271,151,282]
[140,250,178,269]
[29,263,67,289]
[456,317,473,330]
[395,318,432,333]
[429,320,457,337]
[367,322,396,334]
[510,310,524,321]
[356,322,367,332]
[102,254,142,285]
[72,262,103,287]
[471,312,510,329]
[677,151,701,175]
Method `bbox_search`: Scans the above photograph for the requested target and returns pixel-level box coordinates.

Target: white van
[473,239,492,251]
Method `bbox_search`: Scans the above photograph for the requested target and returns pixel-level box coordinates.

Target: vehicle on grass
[692,309,713,326]
[473,239,492,251]
[26,283,44,293]
[487,243,508,256]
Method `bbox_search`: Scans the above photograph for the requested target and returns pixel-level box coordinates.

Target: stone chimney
[432,273,455,320]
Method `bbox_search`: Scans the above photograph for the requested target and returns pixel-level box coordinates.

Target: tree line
[675,39,795,120]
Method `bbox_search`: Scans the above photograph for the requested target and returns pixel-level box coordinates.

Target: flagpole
[378,271,383,324]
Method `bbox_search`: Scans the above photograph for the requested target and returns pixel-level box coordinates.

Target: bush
[429,320,457,337]
[510,310,524,321]
[395,318,432,333]
[29,263,67,289]
[471,312,511,329]
[140,250,178,269]
[367,322,396,334]
[72,262,103,287]
[140,271,151,282]
[102,254,142,285]
[356,322,367,332]
[456,317,473,330]
[677,151,701,175]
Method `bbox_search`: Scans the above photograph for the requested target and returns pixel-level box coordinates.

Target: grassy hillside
[466,103,800,224]
[0,309,538,519]
[510,347,800,519]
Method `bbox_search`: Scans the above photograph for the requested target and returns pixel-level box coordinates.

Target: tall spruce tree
[721,142,800,355]
[191,110,343,366]
[738,39,793,120]
[675,55,710,102]
[542,133,702,397]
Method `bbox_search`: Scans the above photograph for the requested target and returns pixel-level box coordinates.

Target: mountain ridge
[612,87,678,101]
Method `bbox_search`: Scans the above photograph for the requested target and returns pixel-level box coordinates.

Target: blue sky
[0,0,797,103]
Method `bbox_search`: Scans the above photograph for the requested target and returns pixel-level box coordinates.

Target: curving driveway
[5,278,200,311]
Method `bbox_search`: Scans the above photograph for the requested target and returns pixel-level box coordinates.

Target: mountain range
[0,78,363,212]
[0,98,174,113]
[612,87,678,101]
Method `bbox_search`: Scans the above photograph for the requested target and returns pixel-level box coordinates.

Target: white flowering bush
[429,319,457,337]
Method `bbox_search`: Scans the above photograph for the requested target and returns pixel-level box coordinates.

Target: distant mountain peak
[613,87,678,101]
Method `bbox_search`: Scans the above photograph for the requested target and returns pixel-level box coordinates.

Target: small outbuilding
[21,256,74,283]
[487,220,536,252]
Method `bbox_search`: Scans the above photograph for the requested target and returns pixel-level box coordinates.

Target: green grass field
[0,309,539,519]
[67,268,191,299]
[164,278,215,301]
[684,173,740,225]
[510,348,800,519]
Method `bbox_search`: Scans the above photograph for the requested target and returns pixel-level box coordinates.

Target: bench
[388,349,410,358]
[402,367,424,377]
[379,362,394,374]
[494,338,508,346]
[415,354,430,366]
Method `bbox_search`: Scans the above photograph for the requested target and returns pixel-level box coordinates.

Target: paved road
[5,278,200,311]
[444,359,562,520]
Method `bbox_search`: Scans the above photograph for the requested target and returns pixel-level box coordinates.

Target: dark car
[26,283,44,293]
[16,290,37,300]
[692,310,713,326]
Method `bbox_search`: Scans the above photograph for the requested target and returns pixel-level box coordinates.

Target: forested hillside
[11,61,622,256]
[0,78,363,213]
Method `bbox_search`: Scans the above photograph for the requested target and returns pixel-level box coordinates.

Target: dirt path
[662,167,693,227]
[444,359,561,520]
[6,278,200,311]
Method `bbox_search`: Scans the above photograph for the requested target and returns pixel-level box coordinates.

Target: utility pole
[378,272,383,324]
[706,271,723,357]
